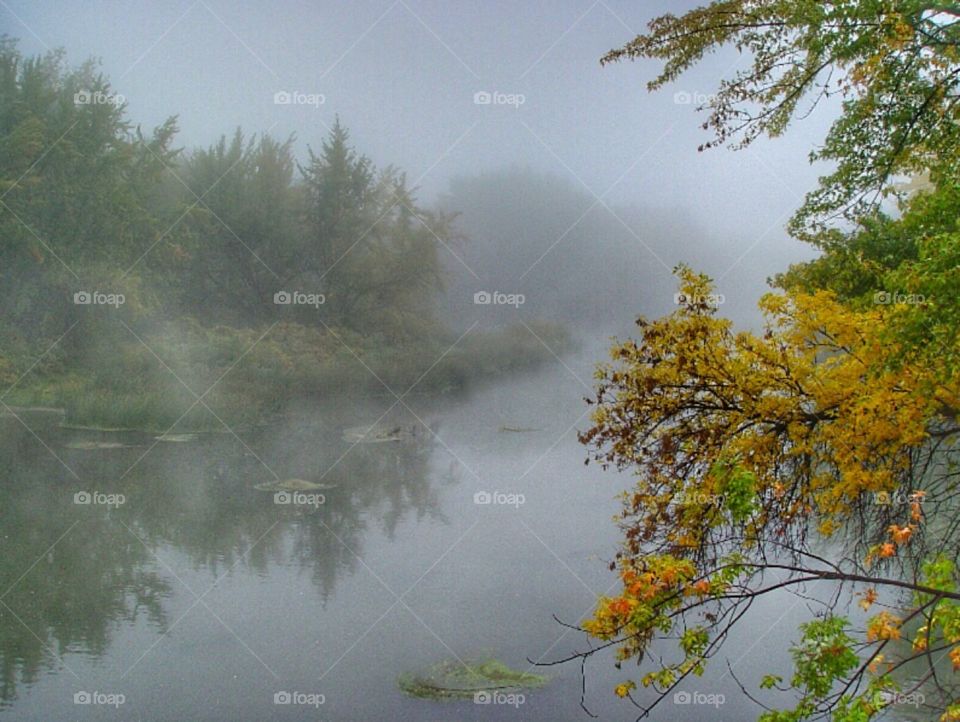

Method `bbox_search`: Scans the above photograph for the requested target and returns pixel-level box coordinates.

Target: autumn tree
[566,267,960,720]
[561,3,960,720]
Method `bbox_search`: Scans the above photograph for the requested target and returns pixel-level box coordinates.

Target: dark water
[0,354,806,721]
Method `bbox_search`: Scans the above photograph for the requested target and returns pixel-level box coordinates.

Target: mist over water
[0,1,846,721]
[1,352,814,721]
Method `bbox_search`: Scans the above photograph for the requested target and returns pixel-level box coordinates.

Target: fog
[4,0,827,329]
[0,2,858,721]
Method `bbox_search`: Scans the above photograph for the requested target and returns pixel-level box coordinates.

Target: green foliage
[711,458,758,523]
[163,118,452,335]
[590,4,960,720]
[0,41,572,430]
[758,618,861,722]
[297,117,451,333]
[0,38,179,339]
[921,556,957,595]
[602,1,960,237]
[169,130,300,322]
[791,617,860,698]
[776,176,960,373]
[761,674,783,690]
[8,319,570,430]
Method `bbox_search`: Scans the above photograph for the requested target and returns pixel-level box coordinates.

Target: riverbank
[3,319,572,432]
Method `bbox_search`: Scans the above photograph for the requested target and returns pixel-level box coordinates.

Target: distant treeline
[437,167,708,332]
[0,39,567,428]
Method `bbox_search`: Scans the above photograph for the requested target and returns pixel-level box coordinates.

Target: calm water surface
[0,352,800,721]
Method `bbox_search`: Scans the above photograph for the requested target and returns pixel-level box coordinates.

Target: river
[0,345,806,721]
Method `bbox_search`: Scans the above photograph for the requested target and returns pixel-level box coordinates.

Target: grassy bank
[4,319,571,432]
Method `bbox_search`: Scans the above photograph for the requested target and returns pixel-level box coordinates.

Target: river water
[0,346,806,721]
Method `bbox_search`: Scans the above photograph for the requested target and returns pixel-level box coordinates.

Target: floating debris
[64,440,136,450]
[342,424,419,443]
[397,658,548,700]
[3,406,65,415]
[498,426,539,433]
[253,479,337,492]
[154,433,198,443]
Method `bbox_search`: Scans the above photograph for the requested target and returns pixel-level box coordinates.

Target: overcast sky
[2,0,834,319]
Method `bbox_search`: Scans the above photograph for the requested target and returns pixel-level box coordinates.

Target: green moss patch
[397,658,548,701]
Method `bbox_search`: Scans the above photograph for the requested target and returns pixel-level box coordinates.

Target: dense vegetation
[0,38,567,430]
[569,2,960,721]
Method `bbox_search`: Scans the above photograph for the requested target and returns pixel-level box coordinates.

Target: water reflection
[0,406,448,705]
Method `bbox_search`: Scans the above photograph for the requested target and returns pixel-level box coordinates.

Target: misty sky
[2,0,834,319]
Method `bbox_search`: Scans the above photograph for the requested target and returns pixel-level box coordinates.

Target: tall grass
[7,319,571,431]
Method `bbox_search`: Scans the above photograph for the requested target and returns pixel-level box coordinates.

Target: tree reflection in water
[0,407,451,704]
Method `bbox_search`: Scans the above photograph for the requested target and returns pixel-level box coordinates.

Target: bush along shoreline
[3,319,572,432]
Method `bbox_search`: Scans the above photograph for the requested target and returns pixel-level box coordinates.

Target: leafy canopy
[576,267,960,720]
[570,3,960,719]
[602,0,960,240]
